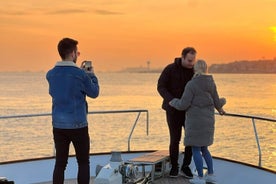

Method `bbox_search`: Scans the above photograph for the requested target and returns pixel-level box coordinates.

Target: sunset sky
[1,0,276,72]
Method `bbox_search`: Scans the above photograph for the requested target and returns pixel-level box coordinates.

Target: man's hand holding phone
[81,60,94,74]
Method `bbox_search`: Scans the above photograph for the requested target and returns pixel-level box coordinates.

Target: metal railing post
[146,110,149,136]
[128,112,141,151]
[252,118,262,167]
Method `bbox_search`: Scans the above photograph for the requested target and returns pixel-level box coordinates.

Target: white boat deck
[1,151,275,184]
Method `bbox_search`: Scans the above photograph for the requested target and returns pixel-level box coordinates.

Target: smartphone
[84,61,92,68]
[84,61,92,71]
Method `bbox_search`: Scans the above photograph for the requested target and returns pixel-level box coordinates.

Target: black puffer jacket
[157,57,194,112]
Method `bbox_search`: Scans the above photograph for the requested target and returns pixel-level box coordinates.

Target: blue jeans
[192,146,214,177]
[53,127,90,184]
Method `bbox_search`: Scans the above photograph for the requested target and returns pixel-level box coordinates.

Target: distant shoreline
[0,59,275,74]
[120,59,276,74]
[208,59,276,73]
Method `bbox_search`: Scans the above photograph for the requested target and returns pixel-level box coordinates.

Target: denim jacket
[46,61,99,129]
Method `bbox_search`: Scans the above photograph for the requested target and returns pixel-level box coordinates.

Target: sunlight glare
[271,26,276,42]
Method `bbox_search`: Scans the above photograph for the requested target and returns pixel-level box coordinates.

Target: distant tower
[146,61,150,71]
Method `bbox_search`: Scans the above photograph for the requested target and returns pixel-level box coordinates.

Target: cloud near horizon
[46,8,124,16]
[0,8,123,16]
[94,9,124,15]
[46,9,87,15]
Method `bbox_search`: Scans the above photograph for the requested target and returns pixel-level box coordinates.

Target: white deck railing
[1,110,275,167]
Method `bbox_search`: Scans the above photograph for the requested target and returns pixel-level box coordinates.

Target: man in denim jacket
[46,38,99,184]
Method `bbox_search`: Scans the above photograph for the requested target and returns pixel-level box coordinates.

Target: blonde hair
[193,59,208,77]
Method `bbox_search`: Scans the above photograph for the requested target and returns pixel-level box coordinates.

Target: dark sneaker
[169,167,179,178]
[181,166,193,179]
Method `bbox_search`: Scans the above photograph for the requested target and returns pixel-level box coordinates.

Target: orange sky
[0,0,276,72]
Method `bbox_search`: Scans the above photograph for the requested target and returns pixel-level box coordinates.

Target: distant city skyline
[119,57,276,71]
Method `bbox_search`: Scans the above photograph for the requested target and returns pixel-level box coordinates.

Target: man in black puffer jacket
[157,47,196,178]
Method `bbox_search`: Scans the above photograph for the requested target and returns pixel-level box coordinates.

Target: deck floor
[152,174,191,184]
[36,151,191,184]
[37,174,191,184]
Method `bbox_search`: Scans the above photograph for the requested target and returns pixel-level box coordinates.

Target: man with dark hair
[57,38,79,61]
[46,37,99,184]
[157,47,196,178]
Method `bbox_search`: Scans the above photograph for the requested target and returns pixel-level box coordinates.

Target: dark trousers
[166,111,192,169]
[53,127,90,184]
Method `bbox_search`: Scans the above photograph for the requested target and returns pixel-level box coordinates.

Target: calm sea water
[0,72,275,171]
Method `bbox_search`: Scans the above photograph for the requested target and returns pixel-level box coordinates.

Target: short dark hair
[57,38,78,60]
[181,47,197,58]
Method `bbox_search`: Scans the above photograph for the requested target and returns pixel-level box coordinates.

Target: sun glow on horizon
[271,26,276,42]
